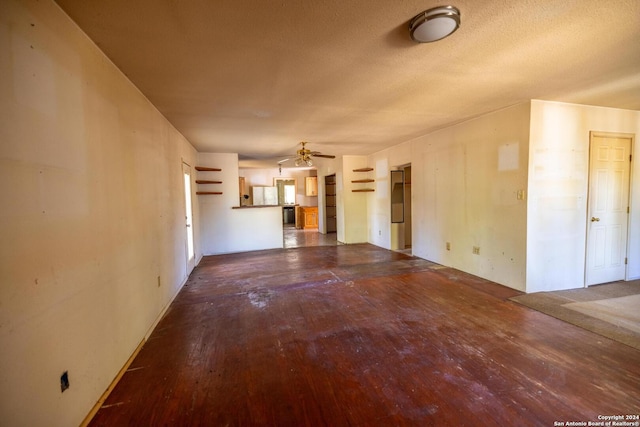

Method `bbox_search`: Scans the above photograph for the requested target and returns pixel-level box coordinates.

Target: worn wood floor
[90,245,640,426]
[283,225,339,248]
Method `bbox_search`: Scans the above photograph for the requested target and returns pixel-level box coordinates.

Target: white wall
[313,160,341,235]
[0,1,198,425]
[365,101,638,293]
[527,100,640,292]
[368,141,412,249]
[342,156,371,244]
[199,153,283,254]
[316,156,375,244]
[314,156,369,243]
[409,103,531,291]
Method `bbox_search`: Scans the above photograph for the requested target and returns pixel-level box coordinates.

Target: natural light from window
[284,185,295,205]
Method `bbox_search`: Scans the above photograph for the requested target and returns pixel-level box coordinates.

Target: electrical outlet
[446,242,451,251]
[516,189,525,200]
[472,246,480,255]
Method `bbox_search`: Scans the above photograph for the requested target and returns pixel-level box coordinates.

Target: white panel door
[585,133,632,286]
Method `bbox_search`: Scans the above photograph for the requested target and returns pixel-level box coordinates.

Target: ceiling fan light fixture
[409,5,460,43]
[282,141,335,167]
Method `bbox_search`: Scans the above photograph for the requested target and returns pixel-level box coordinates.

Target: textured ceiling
[54,0,640,168]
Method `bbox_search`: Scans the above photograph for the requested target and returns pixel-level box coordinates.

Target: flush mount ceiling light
[409,5,460,43]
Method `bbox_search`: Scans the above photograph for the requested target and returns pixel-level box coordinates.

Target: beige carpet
[510,281,640,350]
[564,295,640,334]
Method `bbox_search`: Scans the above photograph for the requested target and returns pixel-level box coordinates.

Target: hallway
[88,244,640,426]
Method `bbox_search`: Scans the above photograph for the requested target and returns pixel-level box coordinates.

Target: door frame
[390,163,412,251]
[403,164,412,249]
[584,131,634,287]
[182,161,195,275]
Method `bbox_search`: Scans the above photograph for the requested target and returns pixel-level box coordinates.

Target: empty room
[1,0,639,425]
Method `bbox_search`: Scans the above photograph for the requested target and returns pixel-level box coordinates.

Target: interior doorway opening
[390,164,412,251]
[404,165,412,249]
[325,174,337,233]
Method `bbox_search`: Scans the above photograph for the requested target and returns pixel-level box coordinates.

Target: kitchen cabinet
[301,206,318,229]
[305,176,318,196]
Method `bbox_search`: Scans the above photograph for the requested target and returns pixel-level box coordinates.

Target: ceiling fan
[279,142,336,167]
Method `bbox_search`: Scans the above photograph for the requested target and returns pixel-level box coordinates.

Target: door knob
[591,217,600,222]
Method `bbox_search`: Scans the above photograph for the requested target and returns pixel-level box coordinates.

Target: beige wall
[198,153,284,255]
[0,1,198,425]
[368,103,531,291]
[340,156,371,243]
[311,160,340,235]
[368,141,412,248]
[527,100,640,292]
[366,100,639,293]
[412,103,531,291]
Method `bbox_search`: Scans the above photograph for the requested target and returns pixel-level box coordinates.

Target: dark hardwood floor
[283,224,339,248]
[89,245,640,426]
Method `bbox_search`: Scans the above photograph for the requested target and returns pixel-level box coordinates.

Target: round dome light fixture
[409,5,460,43]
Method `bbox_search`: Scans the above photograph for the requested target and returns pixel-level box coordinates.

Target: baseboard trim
[80,274,190,425]
[79,338,145,427]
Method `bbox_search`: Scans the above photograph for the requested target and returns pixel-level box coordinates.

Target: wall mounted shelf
[195,167,223,195]
[352,167,375,192]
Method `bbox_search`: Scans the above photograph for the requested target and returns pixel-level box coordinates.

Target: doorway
[390,164,412,251]
[325,174,337,233]
[404,165,412,248]
[585,132,633,286]
[182,162,195,274]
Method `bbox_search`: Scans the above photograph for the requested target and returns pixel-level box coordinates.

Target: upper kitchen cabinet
[305,176,318,196]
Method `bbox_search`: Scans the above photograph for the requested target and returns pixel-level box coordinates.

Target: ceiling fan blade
[312,154,336,159]
[278,158,291,164]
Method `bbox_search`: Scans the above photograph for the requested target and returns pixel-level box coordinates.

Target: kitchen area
[239,169,319,230]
